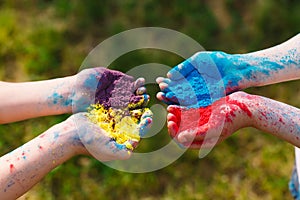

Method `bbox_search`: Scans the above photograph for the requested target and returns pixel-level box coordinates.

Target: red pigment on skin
[38,145,43,150]
[9,164,15,173]
[170,96,252,137]
[226,97,252,117]
[39,134,45,138]
[279,117,285,124]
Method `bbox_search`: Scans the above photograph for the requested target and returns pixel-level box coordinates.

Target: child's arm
[167,92,300,149]
[0,67,146,124]
[0,77,74,124]
[157,34,300,106]
[0,110,152,199]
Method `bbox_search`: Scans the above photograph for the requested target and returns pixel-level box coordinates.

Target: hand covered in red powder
[167,92,253,149]
[72,67,149,112]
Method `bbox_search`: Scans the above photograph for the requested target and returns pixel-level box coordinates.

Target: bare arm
[0,117,80,199]
[157,34,300,105]
[0,76,74,124]
[232,33,300,88]
[244,93,300,146]
[0,67,147,124]
[0,111,149,199]
[167,92,300,148]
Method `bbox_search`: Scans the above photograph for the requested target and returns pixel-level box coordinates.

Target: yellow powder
[87,104,150,150]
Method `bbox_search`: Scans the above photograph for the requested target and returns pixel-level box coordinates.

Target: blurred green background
[0,0,299,199]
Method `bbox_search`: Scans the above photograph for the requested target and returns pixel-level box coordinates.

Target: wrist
[221,53,257,91]
[62,115,90,156]
[46,75,75,114]
[51,118,83,158]
[207,51,248,93]
[225,91,255,127]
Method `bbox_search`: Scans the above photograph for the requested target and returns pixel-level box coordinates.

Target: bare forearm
[0,120,80,199]
[239,93,300,146]
[0,76,74,124]
[231,34,300,88]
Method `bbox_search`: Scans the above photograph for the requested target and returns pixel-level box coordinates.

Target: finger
[138,117,153,137]
[134,77,145,91]
[129,94,150,109]
[141,108,153,120]
[125,139,140,149]
[156,77,164,84]
[167,60,195,80]
[158,82,169,92]
[167,121,179,138]
[165,92,179,104]
[136,86,146,95]
[167,105,182,116]
[185,137,220,149]
[156,77,170,84]
[175,123,209,143]
[156,92,169,103]
[167,112,177,124]
[156,92,179,105]
[183,140,203,149]
[157,78,171,92]
[165,91,175,99]
[138,108,153,137]
[109,141,132,160]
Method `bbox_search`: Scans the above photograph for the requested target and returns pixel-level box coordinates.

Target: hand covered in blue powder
[72,67,149,112]
[157,48,298,108]
[71,111,153,161]
[156,51,234,107]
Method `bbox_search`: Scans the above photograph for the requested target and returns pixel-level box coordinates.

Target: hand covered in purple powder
[71,67,149,112]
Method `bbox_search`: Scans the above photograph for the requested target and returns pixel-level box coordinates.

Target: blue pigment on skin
[83,74,99,89]
[53,131,60,140]
[166,69,212,108]
[50,91,72,107]
[165,50,299,108]
[139,118,152,136]
[52,92,63,105]
[114,142,127,150]
[63,98,72,107]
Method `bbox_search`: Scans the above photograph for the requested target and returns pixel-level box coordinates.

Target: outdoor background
[0,0,299,199]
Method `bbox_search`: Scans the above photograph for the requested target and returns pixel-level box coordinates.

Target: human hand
[72,67,148,112]
[166,92,253,149]
[69,110,152,161]
[156,51,242,107]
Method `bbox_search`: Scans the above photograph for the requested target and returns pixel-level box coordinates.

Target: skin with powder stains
[87,103,152,150]
[167,91,300,149]
[0,67,152,199]
[157,34,300,147]
[0,67,147,124]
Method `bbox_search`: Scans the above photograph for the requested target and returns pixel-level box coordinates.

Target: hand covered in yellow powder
[72,109,152,161]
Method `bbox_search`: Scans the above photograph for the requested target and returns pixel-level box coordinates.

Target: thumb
[138,109,153,137]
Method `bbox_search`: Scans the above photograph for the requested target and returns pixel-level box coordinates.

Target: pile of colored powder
[87,104,150,150]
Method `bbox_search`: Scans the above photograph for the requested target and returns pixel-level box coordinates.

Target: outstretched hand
[69,110,152,161]
[156,51,246,107]
[166,92,253,149]
[72,67,148,112]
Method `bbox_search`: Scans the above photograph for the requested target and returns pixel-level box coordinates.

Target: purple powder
[94,69,141,109]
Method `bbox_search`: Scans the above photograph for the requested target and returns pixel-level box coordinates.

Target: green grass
[0,1,299,199]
